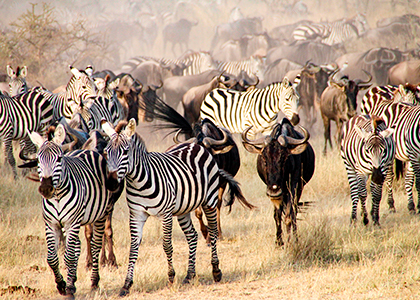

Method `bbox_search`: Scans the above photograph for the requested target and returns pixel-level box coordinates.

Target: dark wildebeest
[387,60,420,85]
[320,69,372,154]
[163,18,198,56]
[139,95,255,242]
[241,118,315,246]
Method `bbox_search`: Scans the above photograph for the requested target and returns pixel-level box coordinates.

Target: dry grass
[1,129,420,300]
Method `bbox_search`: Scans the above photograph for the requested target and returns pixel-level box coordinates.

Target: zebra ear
[101,120,116,138]
[379,128,395,139]
[53,124,66,145]
[28,131,46,148]
[123,118,137,138]
[70,65,82,79]
[85,65,94,77]
[292,74,301,89]
[20,66,27,78]
[282,76,290,87]
[7,65,14,77]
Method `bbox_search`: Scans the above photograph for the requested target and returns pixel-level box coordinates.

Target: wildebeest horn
[173,129,197,144]
[241,126,267,146]
[357,69,372,87]
[279,125,310,145]
[380,49,396,63]
[328,67,341,86]
[250,73,259,87]
[202,127,230,148]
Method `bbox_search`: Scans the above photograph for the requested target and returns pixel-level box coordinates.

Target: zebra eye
[123,149,129,155]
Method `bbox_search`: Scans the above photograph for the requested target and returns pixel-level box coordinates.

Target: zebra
[7,65,29,96]
[101,118,228,296]
[215,55,265,82]
[120,50,216,76]
[381,102,420,213]
[33,65,97,122]
[28,124,116,299]
[293,13,368,45]
[341,115,395,225]
[0,90,53,177]
[200,75,301,137]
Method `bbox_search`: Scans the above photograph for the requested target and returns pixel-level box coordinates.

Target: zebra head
[69,65,97,106]
[102,119,137,184]
[28,124,66,199]
[278,76,301,126]
[354,117,394,184]
[7,65,28,96]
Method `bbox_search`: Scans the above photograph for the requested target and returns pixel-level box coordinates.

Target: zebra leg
[274,205,284,246]
[119,211,148,297]
[357,175,369,225]
[346,168,360,224]
[177,214,198,284]
[3,137,17,178]
[405,162,415,212]
[84,224,93,270]
[63,224,82,297]
[162,213,176,284]
[384,164,396,212]
[90,219,106,290]
[370,181,382,226]
[202,205,222,282]
[413,161,420,214]
[45,223,66,295]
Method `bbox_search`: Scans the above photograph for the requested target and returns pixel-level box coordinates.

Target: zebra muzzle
[39,177,55,199]
[290,114,300,126]
[106,171,120,192]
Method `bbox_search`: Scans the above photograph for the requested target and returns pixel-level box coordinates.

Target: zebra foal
[341,115,395,225]
[101,119,226,296]
[29,124,116,299]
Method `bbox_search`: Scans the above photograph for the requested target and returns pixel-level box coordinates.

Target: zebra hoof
[212,268,222,282]
[64,293,75,300]
[119,287,130,297]
[182,272,196,284]
[56,281,66,295]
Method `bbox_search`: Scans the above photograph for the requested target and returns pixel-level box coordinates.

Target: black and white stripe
[200,76,301,136]
[101,119,222,296]
[29,124,113,298]
[215,55,265,80]
[341,115,395,225]
[0,90,53,177]
[7,65,29,96]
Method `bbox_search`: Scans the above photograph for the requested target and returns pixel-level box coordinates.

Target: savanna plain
[1,125,420,300]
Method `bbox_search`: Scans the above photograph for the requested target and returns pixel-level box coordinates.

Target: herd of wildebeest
[2,7,420,299]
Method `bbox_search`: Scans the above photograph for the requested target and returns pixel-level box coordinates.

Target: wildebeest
[139,94,255,242]
[163,18,198,56]
[387,60,420,85]
[267,41,346,66]
[262,58,303,86]
[241,118,315,246]
[320,69,372,154]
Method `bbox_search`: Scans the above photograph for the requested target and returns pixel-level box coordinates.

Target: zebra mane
[371,115,384,133]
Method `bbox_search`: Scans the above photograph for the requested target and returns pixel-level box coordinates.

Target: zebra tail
[218,169,256,212]
[139,94,194,137]
[395,159,405,181]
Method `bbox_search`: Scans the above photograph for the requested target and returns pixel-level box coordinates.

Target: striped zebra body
[216,55,265,80]
[29,125,112,298]
[80,95,125,130]
[0,91,53,177]
[293,14,366,45]
[341,115,395,225]
[200,76,301,136]
[101,119,222,296]
[382,102,420,212]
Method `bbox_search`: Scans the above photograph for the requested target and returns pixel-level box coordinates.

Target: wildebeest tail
[219,169,256,212]
[139,94,194,137]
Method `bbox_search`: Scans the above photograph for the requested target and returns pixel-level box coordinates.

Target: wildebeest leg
[370,181,382,226]
[357,175,369,225]
[384,165,395,212]
[177,214,198,283]
[284,200,297,245]
[274,205,284,246]
[405,162,415,212]
[335,120,344,149]
[194,207,209,242]
[217,187,224,240]
[102,212,117,268]
[321,114,331,155]
[85,225,93,270]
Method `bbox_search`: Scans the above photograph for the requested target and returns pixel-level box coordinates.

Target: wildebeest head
[28,124,67,199]
[242,118,309,200]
